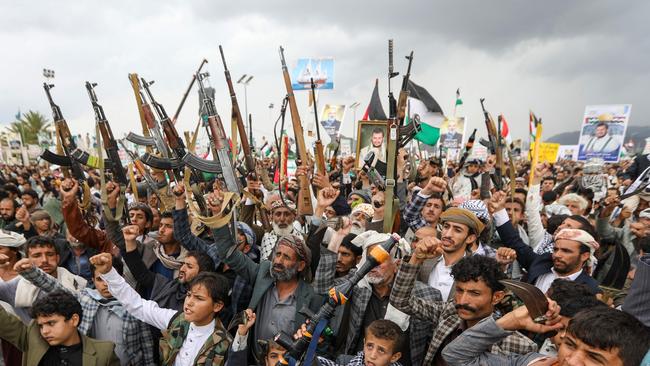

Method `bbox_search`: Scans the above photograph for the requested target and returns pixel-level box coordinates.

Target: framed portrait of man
[356,121,388,174]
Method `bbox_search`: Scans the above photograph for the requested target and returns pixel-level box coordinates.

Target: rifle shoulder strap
[183,167,241,229]
[383,122,398,233]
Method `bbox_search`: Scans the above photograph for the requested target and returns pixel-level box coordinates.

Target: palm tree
[10,110,51,145]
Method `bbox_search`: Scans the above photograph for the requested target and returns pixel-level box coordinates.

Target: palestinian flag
[529,110,539,141]
[405,80,445,146]
[453,88,463,117]
[362,79,387,120]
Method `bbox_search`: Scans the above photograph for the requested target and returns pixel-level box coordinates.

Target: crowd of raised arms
[0,46,649,366]
[0,148,649,366]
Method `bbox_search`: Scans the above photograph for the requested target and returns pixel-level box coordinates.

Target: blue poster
[577,104,631,163]
[290,58,334,90]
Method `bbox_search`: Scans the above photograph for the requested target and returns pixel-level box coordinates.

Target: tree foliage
[9,110,51,145]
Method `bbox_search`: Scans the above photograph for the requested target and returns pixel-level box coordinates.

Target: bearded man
[259,199,304,260]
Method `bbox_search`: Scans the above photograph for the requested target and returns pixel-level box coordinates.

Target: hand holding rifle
[106,181,120,210]
[59,178,80,204]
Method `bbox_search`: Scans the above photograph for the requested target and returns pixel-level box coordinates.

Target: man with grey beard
[213,226,324,358]
[259,199,304,260]
[349,203,374,235]
[315,231,441,366]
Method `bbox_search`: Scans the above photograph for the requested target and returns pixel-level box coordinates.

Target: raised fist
[487,191,508,214]
[496,247,517,266]
[121,225,140,242]
[89,253,113,275]
[410,236,442,264]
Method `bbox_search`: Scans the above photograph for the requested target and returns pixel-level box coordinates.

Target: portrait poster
[339,137,353,157]
[557,145,579,161]
[290,58,334,90]
[439,116,466,150]
[320,104,346,141]
[356,121,388,175]
[577,104,631,162]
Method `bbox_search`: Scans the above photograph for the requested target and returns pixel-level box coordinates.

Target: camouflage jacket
[160,312,232,366]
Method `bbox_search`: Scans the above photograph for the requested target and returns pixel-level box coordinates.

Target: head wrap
[351,203,374,219]
[0,230,26,248]
[440,207,485,234]
[543,203,572,218]
[554,228,600,270]
[270,199,296,213]
[458,200,490,225]
[236,222,256,245]
[276,234,310,264]
[640,208,650,220]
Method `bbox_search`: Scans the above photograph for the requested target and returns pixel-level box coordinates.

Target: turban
[236,222,256,245]
[270,199,296,213]
[440,207,485,234]
[640,208,650,220]
[351,203,374,219]
[276,234,310,264]
[554,228,600,269]
[0,230,26,248]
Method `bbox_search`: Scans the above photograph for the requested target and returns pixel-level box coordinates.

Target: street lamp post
[237,74,254,143]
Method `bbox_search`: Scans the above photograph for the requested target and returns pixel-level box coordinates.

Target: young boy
[0,289,119,365]
[14,255,156,365]
[91,252,232,366]
[317,319,404,366]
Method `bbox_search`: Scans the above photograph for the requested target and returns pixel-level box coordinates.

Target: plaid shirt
[21,267,156,365]
[390,261,538,365]
[173,208,254,317]
[314,248,441,366]
[403,191,430,232]
[317,351,403,366]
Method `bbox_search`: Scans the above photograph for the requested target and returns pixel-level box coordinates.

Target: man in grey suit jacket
[213,223,324,357]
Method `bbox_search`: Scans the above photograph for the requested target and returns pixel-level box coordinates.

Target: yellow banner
[530,142,560,163]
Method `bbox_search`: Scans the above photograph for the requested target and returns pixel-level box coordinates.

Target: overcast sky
[1,0,648,147]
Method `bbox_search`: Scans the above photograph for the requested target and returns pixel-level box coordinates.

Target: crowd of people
[0,147,648,366]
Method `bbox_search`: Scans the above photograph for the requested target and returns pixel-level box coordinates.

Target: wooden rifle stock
[220,46,255,175]
[279,46,314,215]
[128,74,151,144]
[310,79,326,178]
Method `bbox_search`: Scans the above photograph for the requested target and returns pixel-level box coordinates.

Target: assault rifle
[41,83,112,173]
[479,98,504,190]
[183,72,240,194]
[126,74,170,159]
[279,46,314,216]
[384,44,414,234]
[139,78,186,175]
[119,140,165,210]
[40,83,86,181]
[310,78,326,179]
[455,128,477,174]
[219,46,255,176]
[85,82,129,187]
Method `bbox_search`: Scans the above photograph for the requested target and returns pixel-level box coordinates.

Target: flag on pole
[453,88,463,117]
[529,110,538,141]
[362,79,387,121]
[529,117,543,187]
[405,80,445,146]
[499,114,512,145]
